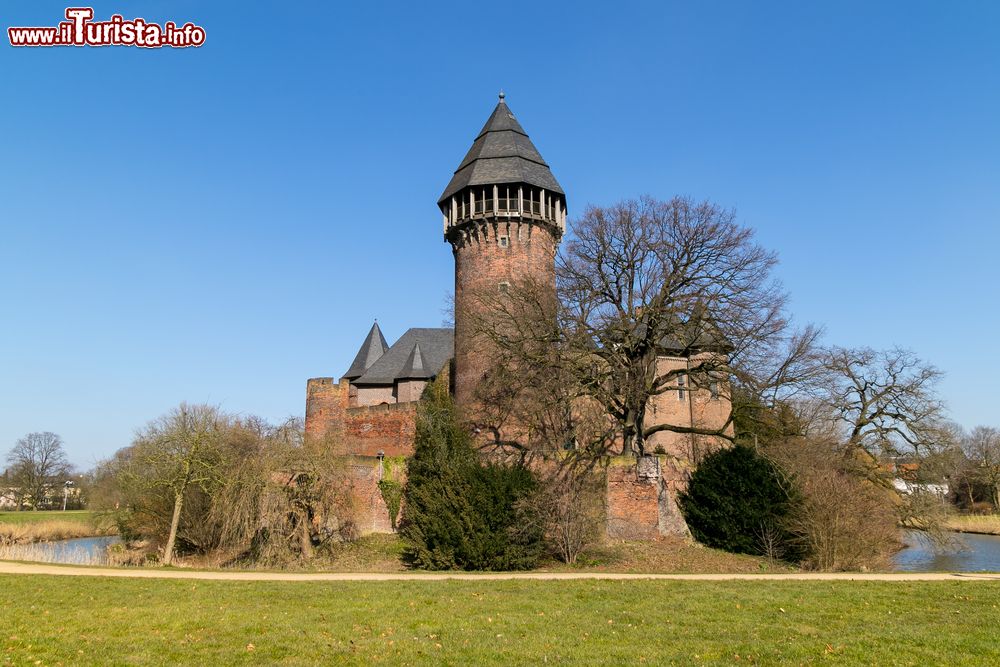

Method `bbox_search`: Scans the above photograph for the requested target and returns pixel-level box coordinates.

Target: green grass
[0,510,94,525]
[2,576,999,665]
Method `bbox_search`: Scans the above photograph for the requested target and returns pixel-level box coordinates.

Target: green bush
[400,378,543,570]
[679,445,802,561]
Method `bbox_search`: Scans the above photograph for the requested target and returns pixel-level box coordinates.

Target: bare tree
[962,426,1000,510]
[514,460,605,564]
[765,434,901,571]
[121,404,225,565]
[6,432,70,510]
[820,346,945,458]
[469,196,800,458]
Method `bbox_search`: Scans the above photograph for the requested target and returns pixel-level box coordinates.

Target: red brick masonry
[306,377,691,539]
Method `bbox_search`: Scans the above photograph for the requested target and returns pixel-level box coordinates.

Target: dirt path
[1,560,998,582]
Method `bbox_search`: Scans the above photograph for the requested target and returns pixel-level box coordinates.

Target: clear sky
[2,1,998,468]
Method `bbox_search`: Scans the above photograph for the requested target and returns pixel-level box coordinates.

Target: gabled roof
[656,315,733,355]
[342,321,389,380]
[354,328,454,385]
[438,93,564,204]
[631,312,733,355]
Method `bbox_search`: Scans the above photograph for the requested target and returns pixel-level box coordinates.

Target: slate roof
[438,93,564,204]
[633,314,733,355]
[398,342,428,380]
[342,322,390,380]
[353,328,454,385]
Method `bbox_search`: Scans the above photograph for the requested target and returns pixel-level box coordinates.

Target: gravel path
[1,560,998,582]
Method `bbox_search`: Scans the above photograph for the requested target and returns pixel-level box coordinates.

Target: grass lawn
[2,575,999,665]
[0,510,94,525]
[227,534,794,575]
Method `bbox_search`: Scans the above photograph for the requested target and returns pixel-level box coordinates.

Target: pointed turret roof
[438,92,564,204]
[398,342,430,380]
[353,328,454,386]
[342,321,389,380]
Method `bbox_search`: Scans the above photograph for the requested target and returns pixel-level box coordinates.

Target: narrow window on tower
[710,381,719,400]
[677,374,686,401]
[498,281,510,294]
[499,235,509,248]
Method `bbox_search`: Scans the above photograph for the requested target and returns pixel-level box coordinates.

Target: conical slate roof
[342,321,389,380]
[354,328,454,386]
[398,342,430,380]
[438,93,564,204]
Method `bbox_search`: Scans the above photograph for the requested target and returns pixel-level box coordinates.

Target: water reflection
[0,536,120,565]
[894,530,1000,572]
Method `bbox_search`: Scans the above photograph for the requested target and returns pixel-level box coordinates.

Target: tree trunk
[163,490,184,566]
[297,509,313,560]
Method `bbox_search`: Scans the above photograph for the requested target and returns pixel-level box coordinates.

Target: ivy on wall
[377,456,407,530]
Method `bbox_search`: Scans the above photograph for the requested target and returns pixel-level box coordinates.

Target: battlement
[345,402,418,416]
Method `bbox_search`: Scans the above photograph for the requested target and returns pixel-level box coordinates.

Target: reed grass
[944,514,1000,535]
[0,519,112,545]
[0,510,94,525]
[0,520,95,544]
[0,541,116,566]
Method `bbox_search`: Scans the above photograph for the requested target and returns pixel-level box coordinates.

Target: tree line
[12,194,1000,571]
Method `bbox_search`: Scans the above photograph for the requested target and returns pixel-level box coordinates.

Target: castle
[305,94,730,538]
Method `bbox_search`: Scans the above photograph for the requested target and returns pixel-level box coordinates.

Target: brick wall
[341,404,418,457]
[395,379,427,404]
[305,377,418,458]
[305,377,346,439]
[344,457,394,534]
[355,385,395,407]
[605,455,689,539]
[451,219,559,414]
[646,353,733,466]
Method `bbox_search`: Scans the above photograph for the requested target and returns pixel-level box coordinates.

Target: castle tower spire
[342,321,389,381]
[439,94,567,414]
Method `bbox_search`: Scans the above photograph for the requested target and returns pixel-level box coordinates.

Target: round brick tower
[438,92,567,415]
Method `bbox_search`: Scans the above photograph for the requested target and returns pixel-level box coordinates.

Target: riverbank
[943,514,1000,535]
[167,534,797,575]
[1,573,998,664]
[0,511,114,547]
[0,510,95,525]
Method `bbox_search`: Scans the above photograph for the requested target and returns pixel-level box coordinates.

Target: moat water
[893,530,1000,572]
[4,536,121,565]
[9,532,1000,572]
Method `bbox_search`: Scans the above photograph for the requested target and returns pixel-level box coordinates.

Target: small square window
[498,282,510,294]
[498,236,509,248]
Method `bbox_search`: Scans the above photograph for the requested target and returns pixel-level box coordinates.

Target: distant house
[0,482,82,510]
[0,486,20,509]
[892,478,949,497]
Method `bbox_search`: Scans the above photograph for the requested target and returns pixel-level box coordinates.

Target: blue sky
[2,1,998,468]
